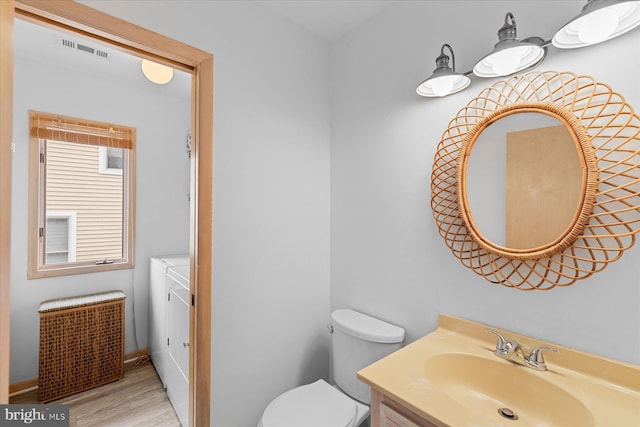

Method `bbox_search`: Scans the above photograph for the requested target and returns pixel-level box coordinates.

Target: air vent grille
[61,39,75,49]
[77,43,94,54]
[57,37,111,60]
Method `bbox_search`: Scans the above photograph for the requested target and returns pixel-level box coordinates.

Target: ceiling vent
[56,37,111,60]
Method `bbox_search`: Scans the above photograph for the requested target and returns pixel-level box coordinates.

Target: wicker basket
[38,291,126,403]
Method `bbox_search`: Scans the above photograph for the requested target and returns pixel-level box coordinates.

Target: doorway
[0,1,212,426]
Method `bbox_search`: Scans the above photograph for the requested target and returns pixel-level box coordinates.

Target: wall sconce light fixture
[472,13,546,78]
[416,44,471,97]
[417,1,640,97]
[553,0,640,48]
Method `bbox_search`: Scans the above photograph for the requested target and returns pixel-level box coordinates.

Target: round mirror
[457,104,597,260]
[463,111,584,251]
[432,71,640,290]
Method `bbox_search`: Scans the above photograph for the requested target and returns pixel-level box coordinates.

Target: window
[45,211,77,264]
[28,111,136,278]
[98,146,124,175]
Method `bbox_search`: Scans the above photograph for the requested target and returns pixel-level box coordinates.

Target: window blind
[30,110,135,150]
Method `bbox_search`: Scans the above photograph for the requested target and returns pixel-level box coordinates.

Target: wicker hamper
[38,290,126,403]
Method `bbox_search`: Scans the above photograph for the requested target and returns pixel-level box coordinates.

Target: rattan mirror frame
[431,71,640,290]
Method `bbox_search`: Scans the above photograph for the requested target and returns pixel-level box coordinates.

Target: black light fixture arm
[435,43,456,73]
[442,43,455,71]
[501,10,554,48]
[498,12,517,42]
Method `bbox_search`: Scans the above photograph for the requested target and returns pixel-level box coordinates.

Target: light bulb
[487,49,521,76]
[417,73,469,97]
[577,7,619,44]
[430,75,457,96]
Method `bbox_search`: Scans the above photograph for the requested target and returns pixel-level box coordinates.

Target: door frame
[0,1,213,426]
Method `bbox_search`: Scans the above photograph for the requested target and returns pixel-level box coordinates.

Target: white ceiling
[260,0,396,43]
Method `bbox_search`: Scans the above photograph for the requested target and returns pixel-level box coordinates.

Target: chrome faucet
[485,328,559,371]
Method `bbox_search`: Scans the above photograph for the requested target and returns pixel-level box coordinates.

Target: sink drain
[498,408,518,420]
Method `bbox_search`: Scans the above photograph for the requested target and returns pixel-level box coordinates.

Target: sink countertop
[357,314,640,427]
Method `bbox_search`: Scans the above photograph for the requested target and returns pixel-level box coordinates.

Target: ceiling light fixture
[141,59,174,85]
[417,44,471,97]
[473,12,546,78]
[552,0,640,48]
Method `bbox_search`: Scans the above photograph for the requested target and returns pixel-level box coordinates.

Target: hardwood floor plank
[10,360,180,427]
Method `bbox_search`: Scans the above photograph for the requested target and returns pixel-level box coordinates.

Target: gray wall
[11,51,191,381]
[79,1,333,426]
[14,1,640,426]
[330,0,640,365]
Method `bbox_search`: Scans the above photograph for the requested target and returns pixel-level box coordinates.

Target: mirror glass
[464,112,584,250]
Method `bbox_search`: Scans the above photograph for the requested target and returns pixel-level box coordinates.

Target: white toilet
[258,309,405,427]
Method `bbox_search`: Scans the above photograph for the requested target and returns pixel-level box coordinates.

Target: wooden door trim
[0,0,15,405]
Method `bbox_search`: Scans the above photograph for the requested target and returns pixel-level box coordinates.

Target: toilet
[258,309,405,427]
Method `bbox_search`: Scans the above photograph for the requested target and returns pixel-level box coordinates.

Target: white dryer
[166,265,190,427]
[149,255,189,388]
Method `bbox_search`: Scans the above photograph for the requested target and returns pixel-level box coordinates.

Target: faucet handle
[485,328,508,356]
[527,346,560,371]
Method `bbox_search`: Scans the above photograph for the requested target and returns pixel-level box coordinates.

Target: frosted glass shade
[553,0,640,48]
[141,59,174,84]
[417,73,471,97]
[473,44,545,78]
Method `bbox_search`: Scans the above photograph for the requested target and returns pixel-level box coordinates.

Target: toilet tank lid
[331,309,404,344]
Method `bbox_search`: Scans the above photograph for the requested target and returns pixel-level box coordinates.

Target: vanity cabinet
[371,389,439,427]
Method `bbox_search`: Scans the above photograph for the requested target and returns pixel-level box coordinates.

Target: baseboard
[124,348,150,364]
[9,348,149,397]
[9,378,38,396]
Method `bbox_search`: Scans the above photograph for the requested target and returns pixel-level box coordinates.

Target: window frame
[27,111,136,279]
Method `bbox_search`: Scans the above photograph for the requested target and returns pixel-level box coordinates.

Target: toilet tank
[331,309,404,404]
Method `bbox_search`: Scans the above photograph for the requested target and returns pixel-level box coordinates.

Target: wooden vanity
[371,389,439,427]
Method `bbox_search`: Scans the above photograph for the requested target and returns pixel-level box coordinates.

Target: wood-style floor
[10,360,181,427]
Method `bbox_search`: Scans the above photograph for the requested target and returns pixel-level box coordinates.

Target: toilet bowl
[258,379,369,427]
[258,309,405,427]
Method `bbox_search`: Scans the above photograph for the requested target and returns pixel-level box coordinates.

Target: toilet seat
[261,379,358,427]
